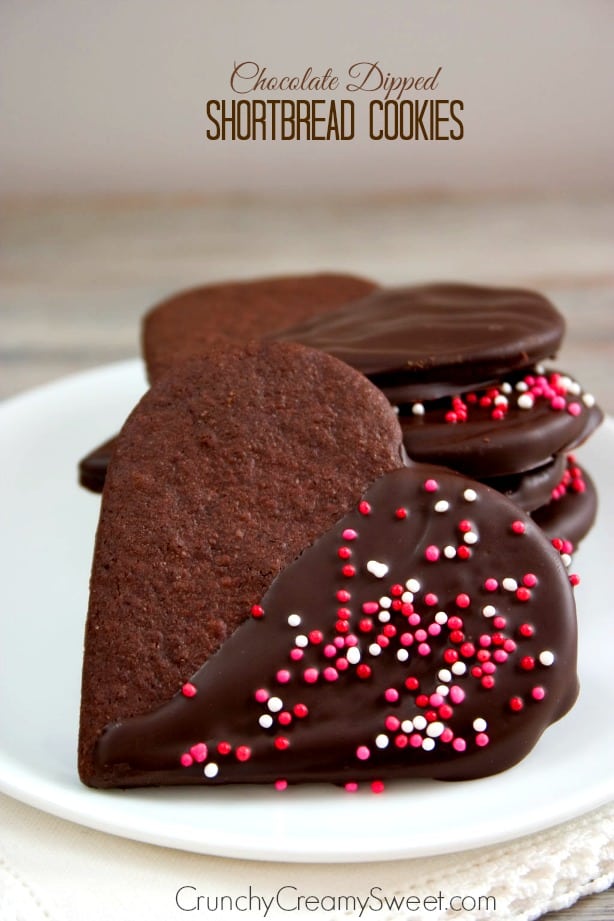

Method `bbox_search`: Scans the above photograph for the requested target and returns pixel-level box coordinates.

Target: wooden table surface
[1,195,612,919]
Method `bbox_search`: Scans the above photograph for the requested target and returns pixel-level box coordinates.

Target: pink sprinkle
[428,623,442,636]
[254,688,269,703]
[362,601,379,614]
[551,395,566,411]
[456,593,471,608]
[441,728,454,744]
[190,742,208,763]
[345,782,358,792]
[429,693,444,707]
[181,682,197,698]
[484,578,498,592]
[415,628,427,642]
[523,573,538,587]
[384,688,399,703]
[409,734,423,748]
[493,650,508,663]
[400,632,413,646]
[323,644,336,658]
[418,642,431,656]
[424,478,439,492]
[567,402,582,416]
[532,686,546,701]
[323,667,339,682]
[424,593,438,606]
[408,613,421,626]
[482,661,496,674]
[450,685,465,704]
[275,779,288,791]
[356,745,370,761]
[452,737,466,752]
[336,657,349,671]
[385,715,401,731]
[342,528,358,541]
[425,545,440,562]
[303,668,319,684]
[334,636,345,648]
[475,733,489,747]
[180,753,193,767]
[276,669,291,684]
[345,634,359,647]
[290,648,303,662]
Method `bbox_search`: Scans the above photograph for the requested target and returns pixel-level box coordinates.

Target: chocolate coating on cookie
[78,436,117,493]
[79,340,404,786]
[143,272,377,383]
[399,369,602,478]
[532,459,597,548]
[481,454,567,512]
[94,466,578,788]
[274,283,566,401]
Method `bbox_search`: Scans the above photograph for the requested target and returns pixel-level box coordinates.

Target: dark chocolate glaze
[399,370,602,478]
[95,466,578,789]
[78,436,117,493]
[532,461,597,548]
[273,283,566,401]
[480,454,567,513]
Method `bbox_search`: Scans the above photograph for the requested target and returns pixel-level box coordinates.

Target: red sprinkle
[511,520,526,535]
[250,604,265,619]
[395,507,408,519]
[358,501,372,515]
[181,682,197,698]
[236,745,252,762]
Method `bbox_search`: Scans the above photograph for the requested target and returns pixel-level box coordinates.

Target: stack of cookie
[276,282,602,551]
[78,274,600,792]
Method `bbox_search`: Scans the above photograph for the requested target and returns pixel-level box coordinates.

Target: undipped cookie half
[91,466,578,788]
[79,340,404,785]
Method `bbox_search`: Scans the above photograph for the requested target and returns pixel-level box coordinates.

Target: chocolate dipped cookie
[79,340,404,785]
[91,465,578,789]
[273,282,566,402]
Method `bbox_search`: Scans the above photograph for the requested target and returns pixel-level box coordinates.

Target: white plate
[1,360,613,863]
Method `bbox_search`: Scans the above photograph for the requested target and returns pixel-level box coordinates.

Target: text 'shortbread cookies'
[273,283,566,402]
[143,272,378,383]
[92,466,578,788]
[78,340,404,785]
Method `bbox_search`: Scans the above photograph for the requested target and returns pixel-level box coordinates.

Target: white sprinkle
[422,737,436,751]
[502,577,518,592]
[494,394,508,406]
[378,610,391,623]
[436,684,450,696]
[369,643,382,656]
[427,721,445,738]
[375,733,389,749]
[412,402,425,416]
[482,604,496,617]
[379,596,392,609]
[561,553,572,568]
[204,762,219,778]
[444,545,457,559]
[406,578,421,593]
[267,696,283,713]
[259,714,274,729]
[434,499,450,513]
[583,393,595,408]
[346,646,361,665]
[516,381,529,392]
[401,591,414,603]
[535,363,545,374]
[393,405,400,414]
[396,648,410,662]
[413,715,427,731]
[401,719,414,733]
[539,650,555,667]
[438,668,452,683]
[463,488,477,502]
[464,531,479,545]
[435,611,448,625]
[518,393,534,410]
[559,375,573,390]
[451,661,467,675]
[287,613,301,627]
[367,559,389,579]
[501,382,513,394]
[568,380,581,396]
[473,717,487,732]
[295,634,308,648]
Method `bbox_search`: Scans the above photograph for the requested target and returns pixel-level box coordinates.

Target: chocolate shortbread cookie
[144,272,378,383]
[94,465,578,788]
[79,340,404,786]
[273,282,566,402]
